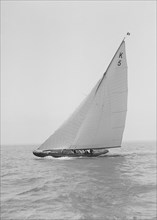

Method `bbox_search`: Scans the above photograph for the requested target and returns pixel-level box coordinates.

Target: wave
[44,156,78,160]
[18,185,48,196]
[34,154,135,161]
[1,172,16,178]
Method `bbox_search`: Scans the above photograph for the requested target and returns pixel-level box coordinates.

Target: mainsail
[38,39,128,151]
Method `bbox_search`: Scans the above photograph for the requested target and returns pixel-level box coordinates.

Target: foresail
[71,41,128,149]
[38,80,100,150]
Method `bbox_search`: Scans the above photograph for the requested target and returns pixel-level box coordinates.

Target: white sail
[38,40,127,150]
[38,80,100,150]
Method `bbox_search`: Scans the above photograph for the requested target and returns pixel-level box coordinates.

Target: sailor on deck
[90,149,93,155]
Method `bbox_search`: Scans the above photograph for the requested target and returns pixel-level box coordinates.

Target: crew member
[90,149,93,155]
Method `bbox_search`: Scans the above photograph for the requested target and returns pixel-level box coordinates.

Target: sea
[1,141,156,220]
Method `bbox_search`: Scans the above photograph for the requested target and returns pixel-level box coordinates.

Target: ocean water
[1,141,156,220]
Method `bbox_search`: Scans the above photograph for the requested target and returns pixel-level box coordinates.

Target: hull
[33,149,109,158]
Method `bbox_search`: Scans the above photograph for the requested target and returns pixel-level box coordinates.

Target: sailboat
[33,34,129,158]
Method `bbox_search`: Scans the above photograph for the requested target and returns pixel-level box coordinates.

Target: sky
[1,1,156,145]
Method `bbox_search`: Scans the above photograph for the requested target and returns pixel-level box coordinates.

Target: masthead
[123,32,131,41]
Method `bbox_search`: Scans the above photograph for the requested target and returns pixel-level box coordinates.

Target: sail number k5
[117,52,123,66]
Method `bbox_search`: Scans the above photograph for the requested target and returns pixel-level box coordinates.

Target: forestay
[38,40,128,151]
